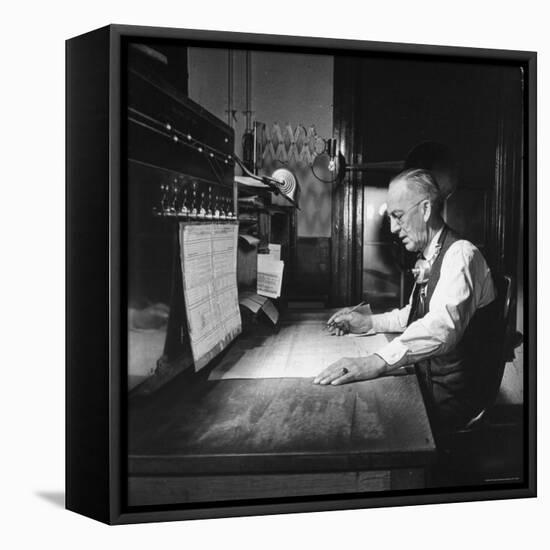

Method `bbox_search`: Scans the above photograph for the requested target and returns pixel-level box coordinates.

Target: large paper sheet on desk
[179,223,241,371]
[209,317,390,380]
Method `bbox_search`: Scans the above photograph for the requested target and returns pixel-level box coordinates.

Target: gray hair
[390,168,443,214]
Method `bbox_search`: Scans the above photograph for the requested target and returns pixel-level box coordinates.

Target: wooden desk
[128,313,436,506]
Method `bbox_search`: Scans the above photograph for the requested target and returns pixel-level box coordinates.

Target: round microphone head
[271,168,297,197]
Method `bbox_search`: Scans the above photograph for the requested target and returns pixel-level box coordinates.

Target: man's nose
[389,217,399,234]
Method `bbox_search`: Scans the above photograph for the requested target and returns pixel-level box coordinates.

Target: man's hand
[313,354,387,386]
[326,305,373,336]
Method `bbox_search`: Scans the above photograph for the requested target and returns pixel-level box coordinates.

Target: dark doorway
[331,55,523,309]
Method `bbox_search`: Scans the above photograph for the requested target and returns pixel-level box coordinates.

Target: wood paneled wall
[331,55,524,307]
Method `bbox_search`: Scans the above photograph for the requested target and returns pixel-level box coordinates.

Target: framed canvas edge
[107,23,537,60]
[525,52,537,499]
[93,24,537,525]
[66,25,114,525]
[111,486,536,525]
[108,26,123,525]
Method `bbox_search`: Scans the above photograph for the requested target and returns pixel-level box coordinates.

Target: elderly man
[314,168,497,433]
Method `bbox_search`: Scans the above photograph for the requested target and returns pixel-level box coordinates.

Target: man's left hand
[313,355,387,386]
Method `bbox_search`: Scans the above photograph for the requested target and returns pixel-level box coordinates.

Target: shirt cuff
[375,338,409,366]
[355,328,377,336]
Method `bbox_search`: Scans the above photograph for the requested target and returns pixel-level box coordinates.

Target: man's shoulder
[443,238,491,275]
[448,238,478,254]
[444,228,483,258]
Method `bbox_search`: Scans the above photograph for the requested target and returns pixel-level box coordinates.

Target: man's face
[387,179,429,252]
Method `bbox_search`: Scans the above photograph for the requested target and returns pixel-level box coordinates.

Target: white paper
[179,223,242,371]
[268,243,281,260]
[261,299,279,325]
[209,315,390,380]
[257,255,284,298]
[235,175,270,188]
[239,291,268,313]
[239,233,260,247]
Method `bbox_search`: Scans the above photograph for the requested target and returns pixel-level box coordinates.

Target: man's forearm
[371,307,409,334]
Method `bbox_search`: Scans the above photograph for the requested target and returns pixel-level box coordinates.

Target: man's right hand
[327,304,373,336]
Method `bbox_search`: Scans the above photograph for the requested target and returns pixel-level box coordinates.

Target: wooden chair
[466,273,515,428]
[431,274,523,487]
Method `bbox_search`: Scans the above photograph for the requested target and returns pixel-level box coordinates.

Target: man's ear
[422,200,432,222]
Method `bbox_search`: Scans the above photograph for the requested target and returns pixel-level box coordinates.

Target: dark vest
[410,226,499,432]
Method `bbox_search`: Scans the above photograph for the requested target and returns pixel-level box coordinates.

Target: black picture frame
[66,24,537,525]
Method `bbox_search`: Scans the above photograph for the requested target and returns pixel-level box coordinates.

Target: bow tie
[413,254,429,284]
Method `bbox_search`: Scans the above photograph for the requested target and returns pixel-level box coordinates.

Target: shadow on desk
[128,369,436,506]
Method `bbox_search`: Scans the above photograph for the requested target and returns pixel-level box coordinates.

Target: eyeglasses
[387,197,428,227]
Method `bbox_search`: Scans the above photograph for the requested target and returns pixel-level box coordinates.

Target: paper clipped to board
[179,223,242,372]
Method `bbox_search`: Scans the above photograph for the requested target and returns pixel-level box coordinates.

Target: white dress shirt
[371,228,496,371]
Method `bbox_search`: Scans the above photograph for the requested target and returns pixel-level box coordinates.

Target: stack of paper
[239,291,279,325]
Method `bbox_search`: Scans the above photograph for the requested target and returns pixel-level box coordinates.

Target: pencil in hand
[326,301,367,332]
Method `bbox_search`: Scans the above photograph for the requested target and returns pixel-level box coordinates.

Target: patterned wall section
[256,122,325,170]
[188,48,334,237]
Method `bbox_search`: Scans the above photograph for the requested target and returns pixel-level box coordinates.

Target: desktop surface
[127,310,436,505]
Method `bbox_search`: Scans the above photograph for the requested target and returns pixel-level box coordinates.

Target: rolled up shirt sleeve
[371,306,410,334]
[373,241,496,371]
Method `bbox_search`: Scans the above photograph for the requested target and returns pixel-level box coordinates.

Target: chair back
[481,273,515,410]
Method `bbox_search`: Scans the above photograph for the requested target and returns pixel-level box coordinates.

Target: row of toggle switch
[153,180,237,220]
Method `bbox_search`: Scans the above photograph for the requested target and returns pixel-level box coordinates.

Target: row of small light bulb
[164,123,234,166]
[157,181,236,220]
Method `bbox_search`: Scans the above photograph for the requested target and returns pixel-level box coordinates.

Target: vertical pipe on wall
[245,50,252,131]
[227,50,233,128]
